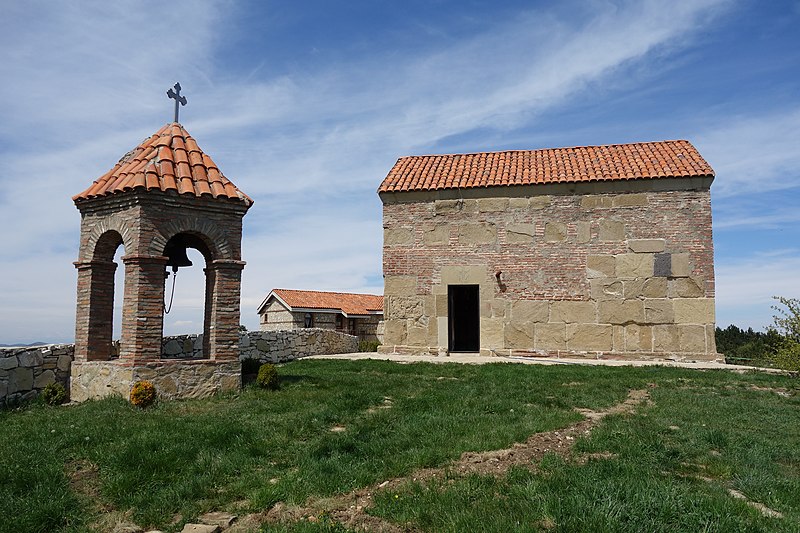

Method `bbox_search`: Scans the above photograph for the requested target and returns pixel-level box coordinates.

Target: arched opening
[162,233,215,358]
[76,230,124,361]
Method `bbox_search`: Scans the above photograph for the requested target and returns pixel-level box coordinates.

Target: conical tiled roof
[73,123,252,205]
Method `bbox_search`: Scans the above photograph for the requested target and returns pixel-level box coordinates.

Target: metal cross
[166,82,187,123]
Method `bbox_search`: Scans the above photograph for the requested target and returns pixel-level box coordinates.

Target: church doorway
[448,284,480,352]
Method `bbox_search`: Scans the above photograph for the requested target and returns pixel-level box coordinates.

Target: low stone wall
[0,344,74,406]
[240,329,358,363]
[1,329,358,405]
[70,360,241,403]
[160,329,358,363]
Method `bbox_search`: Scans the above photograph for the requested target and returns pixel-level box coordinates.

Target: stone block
[613,325,625,352]
[435,198,477,215]
[384,227,414,246]
[587,255,615,278]
[481,318,505,349]
[506,224,535,243]
[383,320,408,345]
[706,325,717,353]
[550,301,596,323]
[671,277,704,298]
[163,339,183,356]
[678,325,707,352]
[529,196,551,209]
[576,221,591,243]
[535,323,566,350]
[459,223,497,245]
[644,299,674,324]
[581,196,612,209]
[616,253,654,278]
[625,324,652,351]
[624,277,667,299]
[491,299,510,318]
[0,356,18,370]
[590,279,623,301]
[478,198,508,212]
[628,239,665,253]
[18,351,44,368]
[181,524,220,533]
[674,299,715,324]
[509,197,529,209]
[33,370,55,388]
[504,321,533,349]
[654,253,672,277]
[10,367,33,393]
[511,300,549,323]
[440,265,486,285]
[598,300,644,325]
[544,222,567,242]
[613,193,648,207]
[671,253,691,277]
[384,275,417,296]
[566,324,613,351]
[435,295,448,317]
[0,381,6,398]
[599,220,625,241]
[653,325,680,352]
[423,225,450,245]
[386,296,424,320]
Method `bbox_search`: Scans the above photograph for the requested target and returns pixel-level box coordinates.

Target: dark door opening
[448,284,480,352]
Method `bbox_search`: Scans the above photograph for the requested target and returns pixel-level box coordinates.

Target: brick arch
[84,220,134,262]
[149,218,233,261]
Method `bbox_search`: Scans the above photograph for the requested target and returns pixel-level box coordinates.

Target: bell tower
[70,118,253,401]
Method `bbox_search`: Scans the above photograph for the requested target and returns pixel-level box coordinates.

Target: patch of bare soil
[261,388,651,532]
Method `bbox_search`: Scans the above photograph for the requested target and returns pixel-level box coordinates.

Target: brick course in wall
[379,178,719,361]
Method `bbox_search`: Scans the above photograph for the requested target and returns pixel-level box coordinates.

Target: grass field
[1,359,798,532]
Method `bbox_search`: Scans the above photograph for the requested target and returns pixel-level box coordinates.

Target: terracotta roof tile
[73,122,253,205]
[263,289,384,316]
[378,140,713,193]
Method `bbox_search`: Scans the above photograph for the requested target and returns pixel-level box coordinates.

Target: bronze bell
[164,241,193,273]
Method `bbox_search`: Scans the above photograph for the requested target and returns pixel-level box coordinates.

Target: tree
[769,296,800,371]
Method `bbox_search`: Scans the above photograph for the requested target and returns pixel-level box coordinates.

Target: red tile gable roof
[265,289,383,316]
[378,140,713,193]
[73,122,252,205]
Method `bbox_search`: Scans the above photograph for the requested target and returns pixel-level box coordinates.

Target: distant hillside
[0,342,48,348]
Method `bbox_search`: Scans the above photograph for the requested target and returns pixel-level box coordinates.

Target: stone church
[378,140,718,361]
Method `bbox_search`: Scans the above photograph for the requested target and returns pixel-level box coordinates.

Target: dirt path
[254,388,652,532]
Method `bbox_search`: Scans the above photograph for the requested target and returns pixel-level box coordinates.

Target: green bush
[256,363,279,390]
[41,383,67,406]
[358,340,381,352]
[130,381,157,408]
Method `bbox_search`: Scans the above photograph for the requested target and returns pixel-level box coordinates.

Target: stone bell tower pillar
[70,121,253,402]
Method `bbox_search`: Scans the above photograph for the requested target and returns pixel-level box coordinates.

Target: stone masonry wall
[380,180,718,361]
[161,329,358,362]
[1,344,74,406]
[1,329,357,405]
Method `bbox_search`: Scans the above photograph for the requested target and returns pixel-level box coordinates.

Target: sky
[0,0,798,344]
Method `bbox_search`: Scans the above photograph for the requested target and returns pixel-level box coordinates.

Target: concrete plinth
[70,359,241,403]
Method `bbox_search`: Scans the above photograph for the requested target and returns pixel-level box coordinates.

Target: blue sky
[0,0,798,344]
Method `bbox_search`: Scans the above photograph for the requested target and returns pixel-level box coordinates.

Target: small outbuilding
[377,140,719,360]
[257,289,383,342]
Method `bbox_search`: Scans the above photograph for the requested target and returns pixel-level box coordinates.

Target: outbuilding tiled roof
[378,140,713,193]
[262,289,383,316]
[73,123,252,205]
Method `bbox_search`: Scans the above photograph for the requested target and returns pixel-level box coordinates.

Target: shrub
[358,340,381,352]
[41,383,67,406]
[130,381,157,408]
[256,363,279,390]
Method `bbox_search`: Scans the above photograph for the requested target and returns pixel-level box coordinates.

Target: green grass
[1,360,798,532]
